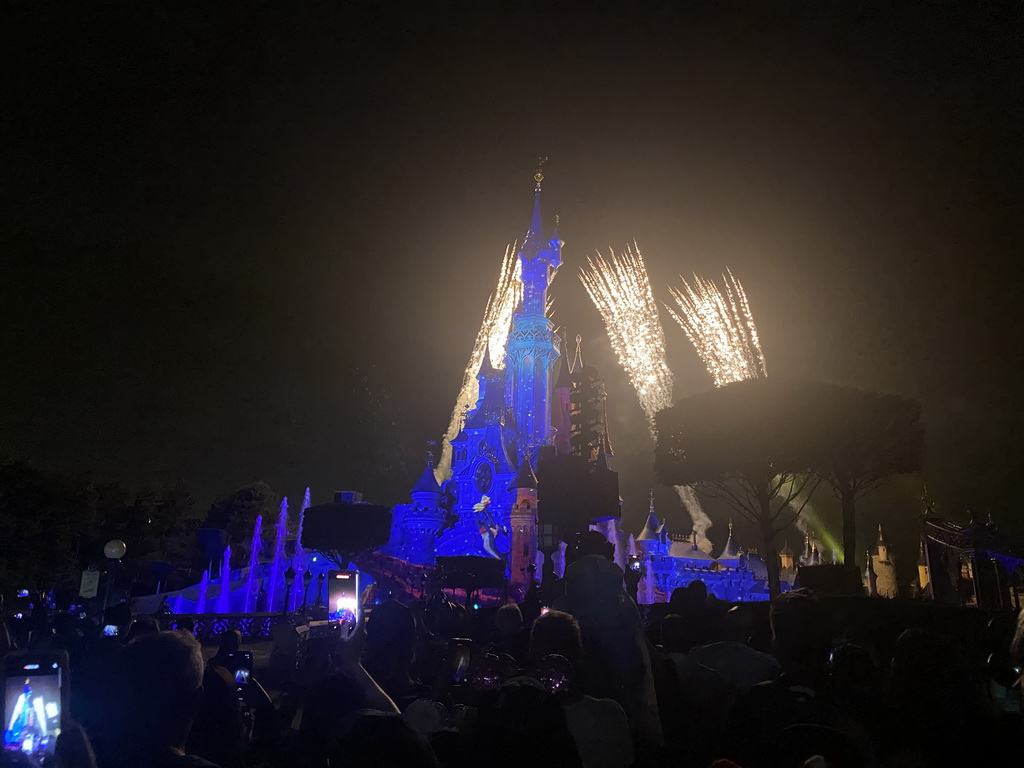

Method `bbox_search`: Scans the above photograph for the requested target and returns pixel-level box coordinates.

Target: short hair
[496,603,523,635]
[121,630,204,744]
[529,610,582,663]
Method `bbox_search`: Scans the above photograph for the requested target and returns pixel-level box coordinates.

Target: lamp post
[102,539,127,613]
[300,569,313,614]
[537,523,560,603]
[313,572,325,608]
[283,565,296,617]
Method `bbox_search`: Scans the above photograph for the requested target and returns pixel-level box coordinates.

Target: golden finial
[534,156,548,191]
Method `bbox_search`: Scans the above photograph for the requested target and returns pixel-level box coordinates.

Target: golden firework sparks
[666,268,767,387]
[579,245,674,427]
[436,244,522,480]
[580,245,713,549]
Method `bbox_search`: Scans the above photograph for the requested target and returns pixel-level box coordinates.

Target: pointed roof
[718,520,739,559]
[876,524,887,549]
[637,495,661,541]
[508,452,539,491]
[554,344,573,390]
[477,342,497,378]
[410,460,442,496]
[780,539,794,557]
[570,334,584,373]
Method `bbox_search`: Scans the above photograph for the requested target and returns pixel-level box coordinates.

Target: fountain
[216,546,232,614]
[266,497,289,612]
[196,570,209,614]
[295,487,310,568]
[244,515,263,612]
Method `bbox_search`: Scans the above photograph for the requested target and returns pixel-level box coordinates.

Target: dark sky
[4,3,1022,560]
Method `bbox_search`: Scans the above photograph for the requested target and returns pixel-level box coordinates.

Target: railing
[157,613,292,643]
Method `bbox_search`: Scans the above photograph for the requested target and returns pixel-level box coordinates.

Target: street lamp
[537,523,560,603]
[313,572,325,609]
[300,569,313,614]
[102,539,127,612]
[283,565,296,617]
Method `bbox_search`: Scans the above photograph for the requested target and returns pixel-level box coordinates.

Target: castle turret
[636,494,662,556]
[779,540,795,571]
[552,345,574,455]
[917,538,930,592]
[389,457,447,566]
[865,548,878,596]
[875,524,889,563]
[508,452,539,600]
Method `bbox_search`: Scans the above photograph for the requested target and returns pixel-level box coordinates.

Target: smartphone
[224,651,253,674]
[2,651,69,765]
[448,638,472,684]
[540,606,550,616]
[628,555,642,572]
[327,570,360,624]
[102,624,119,637]
[16,590,29,599]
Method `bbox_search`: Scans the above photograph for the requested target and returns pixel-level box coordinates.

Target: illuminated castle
[634,502,785,602]
[386,171,564,599]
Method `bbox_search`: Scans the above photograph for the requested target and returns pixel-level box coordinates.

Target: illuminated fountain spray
[196,570,209,614]
[267,497,288,612]
[244,515,263,612]
[216,546,232,614]
[290,488,311,612]
[580,244,713,549]
[436,243,522,480]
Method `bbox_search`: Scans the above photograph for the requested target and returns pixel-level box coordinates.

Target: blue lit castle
[634,500,784,602]
[386,169,563,599]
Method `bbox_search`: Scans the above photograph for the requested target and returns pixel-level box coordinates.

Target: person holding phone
[96,631,218,768]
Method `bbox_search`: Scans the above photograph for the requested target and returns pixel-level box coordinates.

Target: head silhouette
[529,610,582,664]
[770,589,830,672]
[120,630,205,751]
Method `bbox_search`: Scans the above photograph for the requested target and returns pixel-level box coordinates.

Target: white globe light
[104,539,127,560]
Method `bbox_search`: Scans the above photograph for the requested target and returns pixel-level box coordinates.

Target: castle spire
[527,157,547,239]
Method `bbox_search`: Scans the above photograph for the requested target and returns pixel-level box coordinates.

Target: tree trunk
[840,480,857,569]
[757,480,782,598]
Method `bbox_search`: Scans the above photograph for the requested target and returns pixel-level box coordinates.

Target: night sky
[4,3,1022,562]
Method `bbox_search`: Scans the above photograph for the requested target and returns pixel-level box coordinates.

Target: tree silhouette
[816,387,923,567]
[655,378,824,597]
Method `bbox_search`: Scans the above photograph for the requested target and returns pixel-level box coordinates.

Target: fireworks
[666,269,767,387]
[579,245,674,426]
[580,245,713,549]
[436,244,522,480]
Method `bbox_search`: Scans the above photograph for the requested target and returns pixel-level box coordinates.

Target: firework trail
[580,245,713,548]
[579,246,674,425]
[666,269,767,387]
[436,244,522,480]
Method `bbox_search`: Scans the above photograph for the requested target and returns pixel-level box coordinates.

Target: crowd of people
[2,543,1023,768]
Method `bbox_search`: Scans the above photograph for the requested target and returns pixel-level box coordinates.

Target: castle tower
[779,540,795,571]
[508,452,540,601]
[389,458,447,566]
[865,549,878,596]
[506,167,563,452]
[917,538,930,592]
[636,493,662,557]
[875,524,889,563]
[552,347,574,455]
